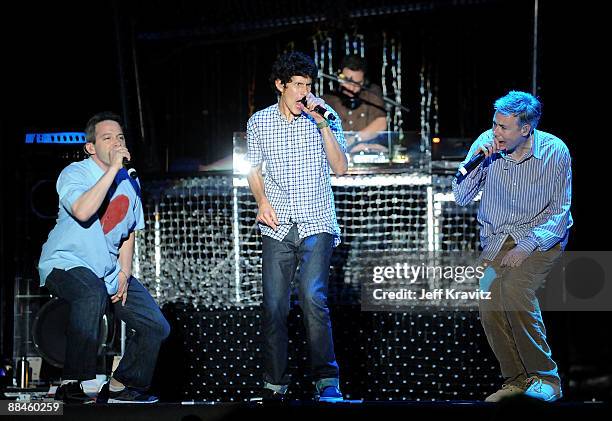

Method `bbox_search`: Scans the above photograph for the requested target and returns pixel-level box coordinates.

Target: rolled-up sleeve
[246,118,262,167]
[328,109,346,154]
[57,167,89,215]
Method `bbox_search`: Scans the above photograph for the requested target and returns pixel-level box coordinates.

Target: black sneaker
[96,381,158,404]
[249,388,286,403]
[55,381,95,404]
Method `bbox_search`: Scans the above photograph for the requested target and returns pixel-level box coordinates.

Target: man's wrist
[108,164,123,177]
[316,120,329,130]
[516,236,538,254]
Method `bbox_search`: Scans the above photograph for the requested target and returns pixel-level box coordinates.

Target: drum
[31,297,115,368]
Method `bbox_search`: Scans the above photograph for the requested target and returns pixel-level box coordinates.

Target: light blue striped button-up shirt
[452,129,573,261]
[246,103,346,246]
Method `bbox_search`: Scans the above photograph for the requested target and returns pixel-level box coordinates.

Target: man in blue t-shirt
[38,112,170,404]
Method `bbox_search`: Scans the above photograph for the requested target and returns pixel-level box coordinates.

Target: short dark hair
[340,54,367,75]
[85,111,123,144]
[269,51,318,95]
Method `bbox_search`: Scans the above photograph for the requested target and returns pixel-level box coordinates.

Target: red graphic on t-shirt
[100,195,129,235]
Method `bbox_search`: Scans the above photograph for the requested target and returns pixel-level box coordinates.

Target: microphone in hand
[299,97,335,121]
[123,157,138,179]
[455,152,487,179]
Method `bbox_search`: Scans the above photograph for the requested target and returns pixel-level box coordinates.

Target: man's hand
[256,201,279,231]
[111,270,129,305]
[350,143,388,153]
[109,145,131,171]
[297,93,327,123]
[501,247,530,268]
[476,136,503,158]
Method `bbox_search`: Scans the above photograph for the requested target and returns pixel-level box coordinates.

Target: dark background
[1,0,609,397]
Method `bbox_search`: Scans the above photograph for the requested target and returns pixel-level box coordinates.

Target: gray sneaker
[524,377,562,402]
[485,383,525,402]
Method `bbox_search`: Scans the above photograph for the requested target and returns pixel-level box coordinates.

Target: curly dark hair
[269,51,318,95]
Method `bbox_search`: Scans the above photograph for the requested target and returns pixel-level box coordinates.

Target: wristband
[316,120,329,129]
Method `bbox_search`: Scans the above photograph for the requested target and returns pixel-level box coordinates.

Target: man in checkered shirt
[246,51,347,403]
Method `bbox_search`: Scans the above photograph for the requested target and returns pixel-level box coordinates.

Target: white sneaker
[485,383,525,402]
[524,377,562,402]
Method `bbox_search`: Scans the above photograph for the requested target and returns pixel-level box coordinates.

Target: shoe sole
[107,398,159,404]
[484,393,522,403]
[524,393,562,402]
[56,398,96,404]
[318,397,344,403]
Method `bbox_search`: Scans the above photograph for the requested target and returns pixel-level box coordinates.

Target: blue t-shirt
[38,157,145,294]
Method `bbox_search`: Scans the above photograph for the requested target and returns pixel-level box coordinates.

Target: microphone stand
[318,72,410,113]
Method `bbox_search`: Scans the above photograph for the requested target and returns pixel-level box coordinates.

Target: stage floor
[44,399,610,421]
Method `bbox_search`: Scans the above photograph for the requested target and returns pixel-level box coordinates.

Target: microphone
[317,71,343,84]
[300,97,336,121]
[319,71,359,88]
[455,152,486,178]
[123,157,138,179]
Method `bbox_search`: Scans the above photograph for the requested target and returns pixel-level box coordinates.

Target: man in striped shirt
[453,91,572,403]
[246,51,347,402]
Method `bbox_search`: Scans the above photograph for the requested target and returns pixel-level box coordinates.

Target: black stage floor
[21,399,609,421]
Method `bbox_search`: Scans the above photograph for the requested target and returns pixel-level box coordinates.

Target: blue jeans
[45,267,170,389]
[261,225,340,392]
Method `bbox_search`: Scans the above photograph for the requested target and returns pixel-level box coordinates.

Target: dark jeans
[45,267,170,389]
[261,225,339,391]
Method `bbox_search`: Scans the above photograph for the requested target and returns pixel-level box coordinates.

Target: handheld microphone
[123,158,138,179]
[455,152,486,178]
[300,97,336,121]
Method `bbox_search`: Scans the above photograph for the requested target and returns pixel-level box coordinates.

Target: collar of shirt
[500,129,543,163]
[275,101,306,124]
[86,156,105,178]
[532,129,543,159]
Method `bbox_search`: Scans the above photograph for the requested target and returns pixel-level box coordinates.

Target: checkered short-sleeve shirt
[246,103,346,246]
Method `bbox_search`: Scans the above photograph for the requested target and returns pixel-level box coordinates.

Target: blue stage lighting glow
[25,132,86,144]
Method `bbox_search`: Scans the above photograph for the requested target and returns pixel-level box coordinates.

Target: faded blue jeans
[45,267,170,389]
[261,225,340,393]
